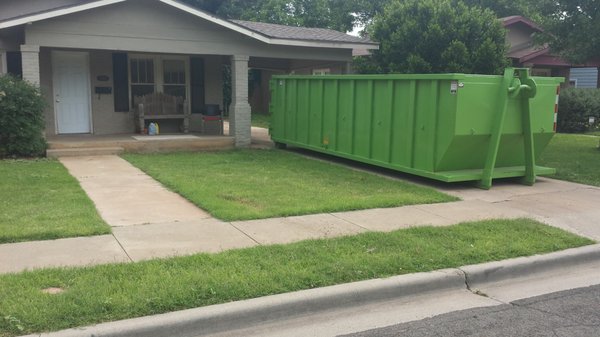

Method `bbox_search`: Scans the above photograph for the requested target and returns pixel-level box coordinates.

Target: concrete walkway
[1,153,599,274]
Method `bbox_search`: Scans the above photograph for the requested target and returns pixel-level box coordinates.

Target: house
[0,0,378,147]
[569,67,599,88]
[501,15,599,87]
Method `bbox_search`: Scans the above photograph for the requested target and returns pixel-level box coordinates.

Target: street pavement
[342,284,600,337]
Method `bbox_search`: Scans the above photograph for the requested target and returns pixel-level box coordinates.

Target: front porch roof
[0,0,378,50]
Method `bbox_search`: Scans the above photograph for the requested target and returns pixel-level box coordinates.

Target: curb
[461,243,600,286]
[24,243,600,337]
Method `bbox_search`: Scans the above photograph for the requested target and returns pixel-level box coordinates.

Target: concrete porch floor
[46,133,235,157]
[46,122,273,157]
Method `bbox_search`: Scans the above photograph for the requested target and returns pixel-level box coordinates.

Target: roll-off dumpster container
[269,68,563,189]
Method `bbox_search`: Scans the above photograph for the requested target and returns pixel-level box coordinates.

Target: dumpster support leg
[477,68,537,189]
[520,93,536,185]
[477,69,513,190]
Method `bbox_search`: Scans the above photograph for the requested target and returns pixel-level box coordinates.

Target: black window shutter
[7,52,23,78]
[190,57,205,114]
[112,53,129,112]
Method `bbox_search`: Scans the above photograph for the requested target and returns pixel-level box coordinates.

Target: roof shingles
[231,19,375,45]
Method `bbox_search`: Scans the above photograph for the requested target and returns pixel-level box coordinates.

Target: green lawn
[123,150,456,221]
[0,218,592,337]
[224,114,271,128]
[251,113,271,128]
[0,160,110,243]
[538,133,600,187]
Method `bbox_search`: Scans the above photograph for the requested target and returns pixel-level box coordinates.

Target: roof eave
[0,0,127,30]
[519,47,551,63]
[268,38,379,50]
[500,15,543,32]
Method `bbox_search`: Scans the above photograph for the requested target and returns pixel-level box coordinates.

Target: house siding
[90,51,135,135]
[505,23,534,53]
[570,67,598,88]
[24,0,352,62]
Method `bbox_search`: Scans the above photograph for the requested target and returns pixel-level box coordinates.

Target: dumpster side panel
[307,80,323,147]
[353,80,372,158]
[337,80,354,154]
[269,72,562,185]
[413,80,437,172]
[391,80,418,168]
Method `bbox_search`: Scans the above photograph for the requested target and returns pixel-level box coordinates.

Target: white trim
[0,0,127,29]
[0,0,378,50]
[51,50,93,134]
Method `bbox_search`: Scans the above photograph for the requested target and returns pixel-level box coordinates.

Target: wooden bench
[134,93,190,133]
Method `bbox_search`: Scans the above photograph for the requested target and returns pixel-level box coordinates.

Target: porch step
[46,147,124,158]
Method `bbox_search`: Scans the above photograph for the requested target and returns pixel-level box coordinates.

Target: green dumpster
[269,68,563,189]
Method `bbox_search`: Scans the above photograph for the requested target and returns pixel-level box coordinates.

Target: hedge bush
[0,75,47,158]
[557,88,600,133]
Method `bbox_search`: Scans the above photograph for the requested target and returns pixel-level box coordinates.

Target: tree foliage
[458,0,555,23]
[539,0,600,64]
[182,0,380,32]
[356,0,509,74]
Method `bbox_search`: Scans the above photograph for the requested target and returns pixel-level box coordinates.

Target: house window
[163,59,186,99]
[130,58,155,106]
[129,55,190,108]
[569,79,578,87]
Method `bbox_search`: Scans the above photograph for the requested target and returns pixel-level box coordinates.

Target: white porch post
[229,55,251,147]
[20,45,40,85]
[0,50,7,75]
[345,61,353,74]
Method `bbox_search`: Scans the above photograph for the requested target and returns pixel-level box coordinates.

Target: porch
[45,133,234,158]
[0,0,376,149]
[45,121,273,158]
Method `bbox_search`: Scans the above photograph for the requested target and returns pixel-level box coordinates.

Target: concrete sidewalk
[1,154,599,274]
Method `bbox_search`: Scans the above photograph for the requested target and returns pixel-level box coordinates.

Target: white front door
[52,51,92,134]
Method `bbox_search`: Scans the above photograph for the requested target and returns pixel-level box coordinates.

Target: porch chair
[135,92,190,133]
[200,104,224,135]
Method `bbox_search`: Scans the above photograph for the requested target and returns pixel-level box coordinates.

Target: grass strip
[0,159,110,243]
[538,133,600,187]
[0,218,593,336]
[123,149,456,221]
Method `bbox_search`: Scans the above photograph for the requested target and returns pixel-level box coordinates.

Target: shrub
[557,88,600,133]
[0,75,47,158]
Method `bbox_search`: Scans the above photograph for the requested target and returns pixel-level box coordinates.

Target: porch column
[20,45,40,86]
[345,61,353,74]
[0,50,6,75]
[229,55,251,147]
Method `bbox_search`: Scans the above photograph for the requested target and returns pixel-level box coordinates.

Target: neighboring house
[0,0,377,147]
[569,67,598,88]
[501,15,600,87]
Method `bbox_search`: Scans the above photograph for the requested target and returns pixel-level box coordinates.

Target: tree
[539,0,600,64]
[181,0,370,32]
[458,0,555,23]
[356,0,509,74]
